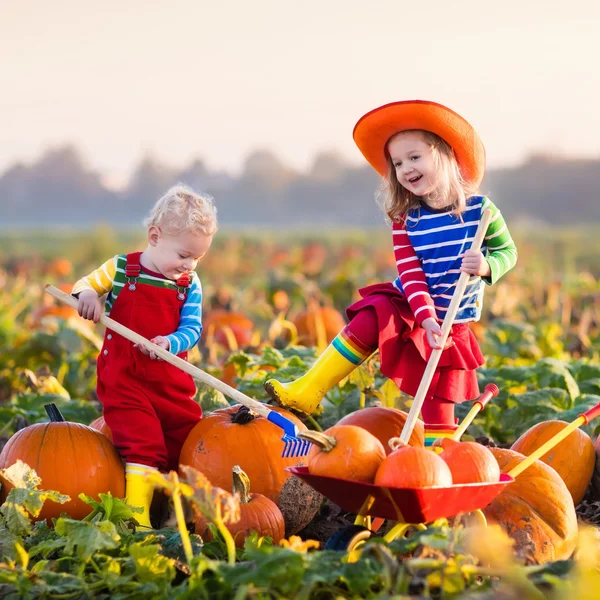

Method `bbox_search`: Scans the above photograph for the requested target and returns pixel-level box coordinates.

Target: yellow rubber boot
[125,463,157,529]
[265,330,373,415]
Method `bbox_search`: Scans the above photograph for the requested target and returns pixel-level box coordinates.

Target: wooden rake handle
[45,284,272,418]
[390,208,493,448]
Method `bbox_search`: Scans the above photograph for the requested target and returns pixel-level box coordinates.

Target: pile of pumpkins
[0,402,596,564]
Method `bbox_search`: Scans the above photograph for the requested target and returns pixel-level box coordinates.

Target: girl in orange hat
[265,100,518,447]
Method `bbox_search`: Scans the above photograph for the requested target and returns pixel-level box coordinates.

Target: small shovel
[45,284,311,458]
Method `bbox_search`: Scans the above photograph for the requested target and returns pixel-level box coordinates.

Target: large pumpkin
[511,420,595,505]
[179,405,322,535]
[195,466,285,548]
[0,404,125,521]
[483,448,578,564]
[89,416,113,442]
[337,406,424,453]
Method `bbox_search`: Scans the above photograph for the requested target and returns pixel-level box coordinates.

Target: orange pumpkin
[302,425,385,482]
[204,309,255,350]
[434,438,500,484]
[375,444,453,488]
[195,466,285,548]
[511,420,595,505]
[293,306,346,347]
[0,404,125,521]
[180,405,307,502]
[483,448,578,564]
[89,416,113,442]
[180,405,321,534]
[337,406,424,453]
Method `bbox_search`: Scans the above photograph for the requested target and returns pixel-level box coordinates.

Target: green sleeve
[481,197,518,285]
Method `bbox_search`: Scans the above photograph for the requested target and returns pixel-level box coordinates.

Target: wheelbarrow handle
[391,209,493,449]
[508,399,600,478]
[44,284,272,418]
[452,383,499,441]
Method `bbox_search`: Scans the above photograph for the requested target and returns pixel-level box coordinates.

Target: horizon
[2,0,599,187]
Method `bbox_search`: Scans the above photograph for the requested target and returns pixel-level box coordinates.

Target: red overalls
[96,252,202,472]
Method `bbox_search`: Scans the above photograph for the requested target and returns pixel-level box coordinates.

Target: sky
[1,0,599,187]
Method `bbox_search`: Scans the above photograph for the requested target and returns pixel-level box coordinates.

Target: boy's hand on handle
[77,290,103,323]
[460,249,491,277]
[422,317,453,350]
[135,336,170,360]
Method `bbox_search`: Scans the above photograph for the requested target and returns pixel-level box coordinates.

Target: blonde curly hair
[144,184,218,236]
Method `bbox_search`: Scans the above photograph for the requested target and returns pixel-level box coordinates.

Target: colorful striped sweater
[393,196,517,324]
[72,254,203,355]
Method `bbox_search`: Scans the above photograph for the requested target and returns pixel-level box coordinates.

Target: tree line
[1,145,599,227]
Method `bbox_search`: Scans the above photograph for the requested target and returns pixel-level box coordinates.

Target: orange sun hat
[352,100,486,187]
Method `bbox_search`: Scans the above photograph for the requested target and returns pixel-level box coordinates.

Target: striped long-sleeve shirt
[72,254,203,354]
[392,196,517,324]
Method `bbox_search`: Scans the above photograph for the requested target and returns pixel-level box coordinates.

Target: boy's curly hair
[144,183,218,236]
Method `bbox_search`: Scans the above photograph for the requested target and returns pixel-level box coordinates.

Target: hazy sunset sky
[2,0,598,186]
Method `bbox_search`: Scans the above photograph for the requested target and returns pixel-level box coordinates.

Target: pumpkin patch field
[1,228,600,598]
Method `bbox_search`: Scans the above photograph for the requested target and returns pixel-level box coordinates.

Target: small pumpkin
[511,420,595,505]
[434,438,500,484]
[337,406,424,453]
[0,404,125,521]
[89,416,113,442]
[179,405,321,534]
[195,466,285,548]
[204,309,255,350]
[375,443,453,488]
[293,305,346,347]
[301,425,386,482]
[483,448,578,564]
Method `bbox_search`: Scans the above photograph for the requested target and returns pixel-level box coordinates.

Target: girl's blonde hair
[144,184,218,236]
[376,130,479,223]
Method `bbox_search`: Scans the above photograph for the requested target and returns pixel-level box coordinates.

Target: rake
[45,284,311,458]
[390,208,494,449]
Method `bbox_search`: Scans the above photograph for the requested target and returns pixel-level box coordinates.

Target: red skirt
[346,283,485,403]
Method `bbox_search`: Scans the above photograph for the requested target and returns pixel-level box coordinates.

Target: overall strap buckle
[176,272,191,301]
[125,254,142,291]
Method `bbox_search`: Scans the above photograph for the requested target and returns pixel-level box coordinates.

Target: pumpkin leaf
[129,541,177,585]
[54,517,121,562]
[1,501,36,537]
[0,523,19,562]
[578,378,600,395]
[0,461,69,533]
[0,460,43,490]
[80,492,141,525]
[532,359,580,402]
[196,385,231,412]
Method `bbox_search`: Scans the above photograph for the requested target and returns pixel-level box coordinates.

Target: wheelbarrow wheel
[325,525,372,551]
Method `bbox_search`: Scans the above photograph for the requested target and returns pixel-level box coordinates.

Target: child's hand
[422,317,453,350]
[135,336,170,360]
[460,250,491,277]
[77,290,102,322]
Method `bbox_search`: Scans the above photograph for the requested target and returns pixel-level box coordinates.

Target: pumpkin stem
[44,403,66,422]
[231,405,256,425]
[388,437,408,452]
[232,465,251,503]
[298,430,337,452]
